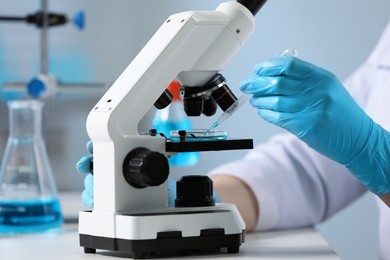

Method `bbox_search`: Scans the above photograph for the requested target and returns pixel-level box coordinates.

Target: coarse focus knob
[123,147,169,188]
[175,175,215,207]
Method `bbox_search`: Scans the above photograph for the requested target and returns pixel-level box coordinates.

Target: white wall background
[1,1,390,259]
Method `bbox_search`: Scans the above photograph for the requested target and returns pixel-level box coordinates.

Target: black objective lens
[202,97,217,116]
[211,82,237,112]
[183,97,203,116]
[154,89,172,109]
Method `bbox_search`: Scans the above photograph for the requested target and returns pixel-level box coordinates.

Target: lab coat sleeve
[343,62,376,109]
[209,133,366,231]
[343,21,390,109]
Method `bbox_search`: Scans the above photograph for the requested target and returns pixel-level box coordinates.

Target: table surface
[0,193,340,260]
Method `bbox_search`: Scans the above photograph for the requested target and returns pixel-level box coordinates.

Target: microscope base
[79,204,245,259]
[80,231,244,259]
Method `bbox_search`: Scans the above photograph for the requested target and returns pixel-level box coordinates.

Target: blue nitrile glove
[76,141,221,207]
[76,140,94,208]
[239,56,390,195]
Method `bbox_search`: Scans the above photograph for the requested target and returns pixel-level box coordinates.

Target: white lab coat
[209,21,390,259]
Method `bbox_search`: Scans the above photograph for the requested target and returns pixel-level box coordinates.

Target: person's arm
[209,133,367,232]
[212,175,259,231]
[380,193,390,207]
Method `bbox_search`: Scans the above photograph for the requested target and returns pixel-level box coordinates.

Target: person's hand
[76,141,221,207]
[76,140,94,208]
[239,56,390,195]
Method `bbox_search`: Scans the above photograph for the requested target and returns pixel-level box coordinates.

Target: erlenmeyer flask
[0,100,63,233]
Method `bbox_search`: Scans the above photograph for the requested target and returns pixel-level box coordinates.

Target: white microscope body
[79,1,262,258]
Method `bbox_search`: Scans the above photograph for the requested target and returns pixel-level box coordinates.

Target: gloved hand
[76,140,94,208]
[76,141,221,207]
[239,56,390,195]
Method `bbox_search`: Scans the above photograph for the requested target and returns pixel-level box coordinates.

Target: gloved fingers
[81,189,94,208]
[256,108,283,126]
[84,173,94,195]
[253,56,316,78]
[257,108,322,141]
[240,76,306,96]
[239,76,276,94]
[256,109,299,133]
[249,94,316,113]
[86,140,93,154]
[253,56,292,76]
[82,174,94,208]
[77,140,94,208]
[76,155,93,174]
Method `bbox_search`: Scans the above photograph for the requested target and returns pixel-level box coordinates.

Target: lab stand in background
[0,0,107,192]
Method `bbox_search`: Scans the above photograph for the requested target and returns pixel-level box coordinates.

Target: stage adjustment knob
[175,175,216,207]
[123,147,169,188]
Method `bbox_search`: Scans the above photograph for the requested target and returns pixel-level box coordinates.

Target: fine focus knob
[175,175,215,207]
[123,147,169,188]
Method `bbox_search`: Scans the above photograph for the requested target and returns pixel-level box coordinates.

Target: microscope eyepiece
[237,0,267,16]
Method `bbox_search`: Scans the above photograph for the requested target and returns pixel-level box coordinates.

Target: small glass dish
[169,129,228,142]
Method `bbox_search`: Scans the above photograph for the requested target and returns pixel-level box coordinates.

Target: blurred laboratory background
[1,0,390,259]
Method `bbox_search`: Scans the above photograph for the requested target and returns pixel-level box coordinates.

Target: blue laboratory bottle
[0,100,63,234]
[152,81,199,167]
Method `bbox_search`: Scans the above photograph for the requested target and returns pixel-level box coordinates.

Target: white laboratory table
[0,193,340,260]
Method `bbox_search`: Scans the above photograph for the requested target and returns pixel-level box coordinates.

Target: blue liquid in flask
[0,100,63,234]
[0,198,63,233]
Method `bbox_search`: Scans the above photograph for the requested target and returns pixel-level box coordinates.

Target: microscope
[79,0,267,258]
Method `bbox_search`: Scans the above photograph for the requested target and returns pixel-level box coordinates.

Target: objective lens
[202,97,217,116]
[183,97,203,116]
[154,89,172,109]
[211,84,237,111]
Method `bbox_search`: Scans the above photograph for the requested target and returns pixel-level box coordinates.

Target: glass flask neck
[0,99,56,200]
[8,100,44,139]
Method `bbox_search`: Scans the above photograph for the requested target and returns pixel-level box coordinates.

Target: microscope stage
[166,138,253,152]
